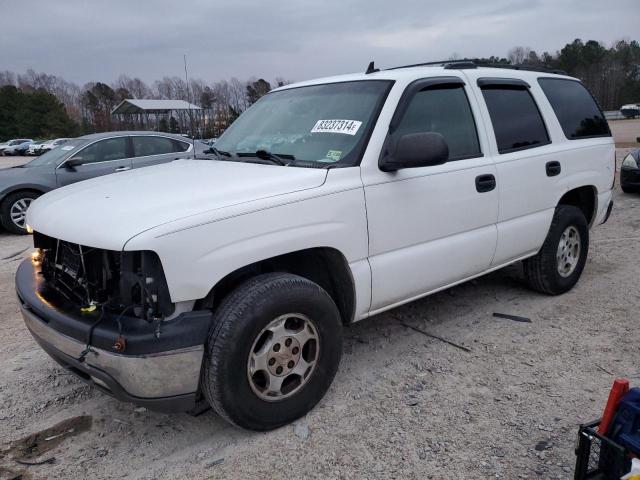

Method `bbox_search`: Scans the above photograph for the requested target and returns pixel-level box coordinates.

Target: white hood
[27,159,328,250]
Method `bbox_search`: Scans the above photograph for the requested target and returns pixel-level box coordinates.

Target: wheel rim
[9,198,33,229]
[556,225,581,277]
[247,313,319,402]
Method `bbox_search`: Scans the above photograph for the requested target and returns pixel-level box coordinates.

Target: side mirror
[65,157,84,170]
[379,132,449,172]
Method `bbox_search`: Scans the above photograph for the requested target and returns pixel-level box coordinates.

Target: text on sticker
[311,119,363,136]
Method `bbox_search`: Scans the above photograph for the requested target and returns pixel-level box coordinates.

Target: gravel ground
[0,147,638,479]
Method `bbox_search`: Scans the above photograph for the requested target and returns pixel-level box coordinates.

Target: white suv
[18,62,614,430]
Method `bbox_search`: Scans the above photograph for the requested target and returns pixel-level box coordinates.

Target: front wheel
[201,273,343,430]
[0,191,40,234]
[523,205,589,295]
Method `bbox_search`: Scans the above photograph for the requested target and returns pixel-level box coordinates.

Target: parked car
[1,139,33,156]
[18,63,614,430]
[27,141,47,156]
[621,149,640,193]
[0,131,193,234]
[621,104,640,119]
[38,138,71,154]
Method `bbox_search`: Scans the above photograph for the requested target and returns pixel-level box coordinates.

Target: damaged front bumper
[16,259,212,412]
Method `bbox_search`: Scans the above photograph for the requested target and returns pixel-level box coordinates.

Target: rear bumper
[16,259,212,412]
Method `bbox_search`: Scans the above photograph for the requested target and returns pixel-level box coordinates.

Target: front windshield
[214,80,392,166]
[24,139,84,167]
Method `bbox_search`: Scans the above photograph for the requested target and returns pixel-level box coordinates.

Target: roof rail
[385,59,566,75]
[475,62,567,75]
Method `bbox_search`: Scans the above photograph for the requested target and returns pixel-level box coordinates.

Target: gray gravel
[0,149,638,479]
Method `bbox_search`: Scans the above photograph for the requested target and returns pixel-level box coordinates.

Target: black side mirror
[65,157,84,170]
[379,132,449,172]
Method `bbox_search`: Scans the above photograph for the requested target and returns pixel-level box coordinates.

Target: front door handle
[114,166,131,172]
[546,161,561,177]
[475,174,496,193]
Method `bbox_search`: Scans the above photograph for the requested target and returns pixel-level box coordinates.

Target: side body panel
[359,74,499,312]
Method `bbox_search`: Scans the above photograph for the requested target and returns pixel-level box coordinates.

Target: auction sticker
[311,119,362,136]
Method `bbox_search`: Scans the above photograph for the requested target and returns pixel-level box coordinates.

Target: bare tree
[508,46,532,65]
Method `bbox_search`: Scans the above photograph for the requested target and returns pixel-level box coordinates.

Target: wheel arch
[0,185,48,205]
[197,247,357,325]
[556,185,597,227]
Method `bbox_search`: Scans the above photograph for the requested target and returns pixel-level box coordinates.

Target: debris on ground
[492,312,532,323]
[2,416,91,461]
[399,321,471,352]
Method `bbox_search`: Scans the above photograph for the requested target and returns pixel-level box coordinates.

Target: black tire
[523,205,589,295]
[0,191,40,234]
[621,184,638,194]
[201,272,343,430]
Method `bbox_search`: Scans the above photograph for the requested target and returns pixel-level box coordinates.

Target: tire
[0,191,40,234]
[621,185,638,194]
[523,205,589,295]
[201,272,343,430]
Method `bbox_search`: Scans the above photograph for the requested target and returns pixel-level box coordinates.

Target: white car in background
[0,139,31,156]
[1,139,33,156]
[27,141,47,156]
[38,138,71,154]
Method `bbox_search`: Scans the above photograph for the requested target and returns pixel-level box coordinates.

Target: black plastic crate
[574,420,631,480]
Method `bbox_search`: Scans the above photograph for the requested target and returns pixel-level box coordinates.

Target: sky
[1,0,638,86]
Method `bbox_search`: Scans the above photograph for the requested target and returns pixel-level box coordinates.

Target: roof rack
[382,59,566,75]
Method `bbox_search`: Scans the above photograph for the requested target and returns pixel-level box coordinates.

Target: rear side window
[480,86,550,154]
[172,139,190,152]
[393,84,481,160]
[133,136,186,157]
[538,78,611,139]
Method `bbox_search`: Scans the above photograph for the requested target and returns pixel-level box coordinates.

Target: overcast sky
[1,0,638,86]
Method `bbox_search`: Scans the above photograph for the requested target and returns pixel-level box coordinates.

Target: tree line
[0,38,638,141]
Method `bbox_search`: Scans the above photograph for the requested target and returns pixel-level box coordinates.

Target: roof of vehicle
[111,99,201,115]
[273,64,579,92]
[79,131,194,141]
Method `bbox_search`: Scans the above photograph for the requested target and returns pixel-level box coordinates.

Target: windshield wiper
[204,146,232,158]
[236,150,295,166]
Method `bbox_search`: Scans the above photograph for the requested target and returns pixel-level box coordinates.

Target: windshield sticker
[61,146,75,151]
[326,150,342,161]
[311,119,362,136]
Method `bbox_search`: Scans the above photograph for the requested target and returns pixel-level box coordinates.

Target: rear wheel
[201,272,343,430]
[523,205,589,295]
[0,191,40,234]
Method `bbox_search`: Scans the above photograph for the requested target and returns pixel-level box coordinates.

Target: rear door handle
[114,166,131,172]
[546,161,561,177]
[475,174,496,193]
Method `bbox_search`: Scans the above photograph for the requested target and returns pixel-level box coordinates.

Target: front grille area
[33,232,174,319]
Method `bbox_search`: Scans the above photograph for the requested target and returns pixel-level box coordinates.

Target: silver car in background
[0,131,194,233]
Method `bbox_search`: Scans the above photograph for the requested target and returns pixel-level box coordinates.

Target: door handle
[114,166,131,172]
[546,161,561,177]
[475,174,496,193]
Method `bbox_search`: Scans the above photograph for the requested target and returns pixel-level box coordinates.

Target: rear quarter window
[537,78,611,139]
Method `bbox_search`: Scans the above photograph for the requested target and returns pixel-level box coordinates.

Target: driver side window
[78,137,129,163]
[394,85,482,161]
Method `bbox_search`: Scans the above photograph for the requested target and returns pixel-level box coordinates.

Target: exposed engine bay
[33,231,174,321]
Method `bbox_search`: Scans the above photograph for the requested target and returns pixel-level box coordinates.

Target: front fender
[125,170,370,305]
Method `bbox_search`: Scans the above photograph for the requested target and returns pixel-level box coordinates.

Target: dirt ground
[0,146,638,480]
